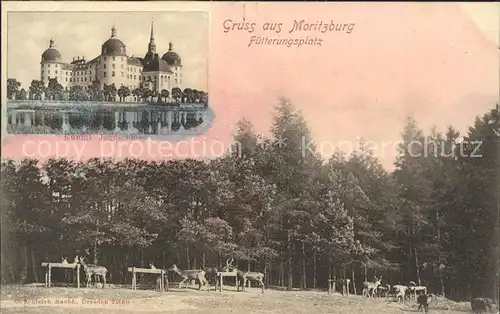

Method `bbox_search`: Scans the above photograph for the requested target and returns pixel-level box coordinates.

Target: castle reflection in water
[6,101,213,137]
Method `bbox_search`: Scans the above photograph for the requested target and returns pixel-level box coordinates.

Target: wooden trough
[127,267,168,292]
[218,271,239,292]
[41,262,80,288]
[327,279,350,295]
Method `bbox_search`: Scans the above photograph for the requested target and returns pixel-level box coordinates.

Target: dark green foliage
[1,101,497,302]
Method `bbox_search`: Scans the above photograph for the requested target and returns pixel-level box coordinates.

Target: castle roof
[161,42,182,66]
[101,25,126,56]
[41,39,62,63]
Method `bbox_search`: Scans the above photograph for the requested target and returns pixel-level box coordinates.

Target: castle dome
[161,42,182,66]
[101,25,127,56]
[41,39,62,62]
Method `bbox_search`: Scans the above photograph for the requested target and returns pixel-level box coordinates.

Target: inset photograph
[6,11,211,139]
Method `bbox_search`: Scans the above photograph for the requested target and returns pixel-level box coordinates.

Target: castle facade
[40,22,183,94]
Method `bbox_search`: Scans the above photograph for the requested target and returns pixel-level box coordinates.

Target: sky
[1,2,499,170]
[460,2,499,48]
[206,2,499,169]
[6,11,209,91]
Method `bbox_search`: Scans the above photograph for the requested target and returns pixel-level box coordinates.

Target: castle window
[134,75,136,80]
[175,79,178,84]
[42,70,44,74]
[103,56,107,61]
[48,64,51,68]
[112,64,115,69]
[112,57,115,61]
[112,71,115,77]
[55,70,58,74]
[103,72,107,77]
[121,64,124,69]
[70,78,73,82]
[48,70,50,74]
[85,78,87,82]
[65,78,68,82]
[104,64,107,69]
[55,64,58,68]
[121,72,124,77]
[90,71,92,75]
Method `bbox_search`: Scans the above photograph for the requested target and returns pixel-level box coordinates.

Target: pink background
[2,2,498,169]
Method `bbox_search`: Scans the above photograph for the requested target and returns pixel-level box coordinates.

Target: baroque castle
[40,22,183,94]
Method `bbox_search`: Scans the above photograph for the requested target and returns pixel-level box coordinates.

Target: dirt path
[0,285,471,314]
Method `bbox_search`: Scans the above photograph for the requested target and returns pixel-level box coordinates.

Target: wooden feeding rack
[327,279,350,296]
[218,271,239,292]
[41,262,80,288]
[127,267,168,291]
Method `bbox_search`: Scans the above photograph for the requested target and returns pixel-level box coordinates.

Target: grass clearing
[0,284,473,314]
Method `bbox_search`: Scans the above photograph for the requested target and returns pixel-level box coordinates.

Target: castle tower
[40,38,70,89]
[100,25,128,91]
[161,42,183,89]
[148,19,156,53]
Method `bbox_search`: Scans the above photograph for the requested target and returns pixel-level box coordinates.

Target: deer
[377,283,391,297]
[203,264,220,292]
[60,257,70,283]
[78,257,108,289]
[362,276,382,298]
[168,264,207,290]
[222,258,265,293]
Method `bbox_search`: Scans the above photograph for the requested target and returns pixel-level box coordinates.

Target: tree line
[1,99,498,302]
[6,78,208,104]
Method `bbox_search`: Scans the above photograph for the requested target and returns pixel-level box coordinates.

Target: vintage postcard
[1,2,499,314]
[5,10,210,142]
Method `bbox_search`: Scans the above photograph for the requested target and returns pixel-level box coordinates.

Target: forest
[7,77,208,104]
[1,99,498,302]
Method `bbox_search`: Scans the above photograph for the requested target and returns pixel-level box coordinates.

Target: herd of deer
[60,256,498,313]
[62,256,265,293]
[361,276,498,313]
[167,257,265,293]
[361,276,428,301]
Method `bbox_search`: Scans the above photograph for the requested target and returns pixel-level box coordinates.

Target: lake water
[6,101,214,140]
